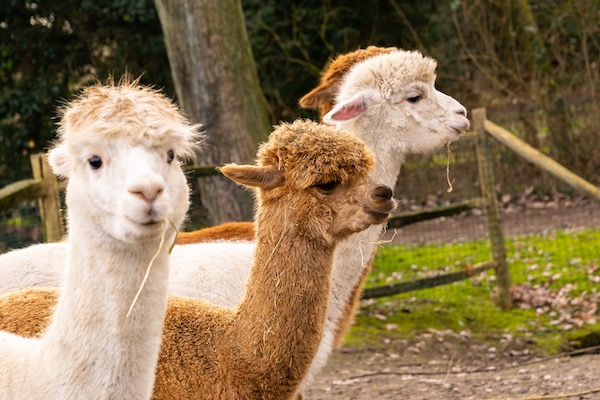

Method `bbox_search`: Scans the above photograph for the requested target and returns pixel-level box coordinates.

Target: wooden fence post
[30,153,64,242]
[472,108,512,310]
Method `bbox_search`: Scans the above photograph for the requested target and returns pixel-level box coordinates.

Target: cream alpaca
[0,119,395,399]
[167,49,470,388]
[0,48,469,391]
[0,77,200,399]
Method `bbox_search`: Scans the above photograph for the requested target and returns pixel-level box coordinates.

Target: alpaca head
[47,76,203,244]
[323,50,470,156]
[220,120,396,245]
[299,46,398,118]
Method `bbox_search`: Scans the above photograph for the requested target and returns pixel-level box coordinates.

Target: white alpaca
[0,77,201,399]
[0,49,469,392]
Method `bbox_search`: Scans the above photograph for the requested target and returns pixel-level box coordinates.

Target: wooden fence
[2,108,599,309]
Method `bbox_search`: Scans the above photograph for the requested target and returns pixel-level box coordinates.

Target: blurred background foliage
[1,0,598,189]
[0,0,171,186]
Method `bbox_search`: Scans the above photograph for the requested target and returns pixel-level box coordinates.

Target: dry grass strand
[126,219,178,318]
[446,142,455,193]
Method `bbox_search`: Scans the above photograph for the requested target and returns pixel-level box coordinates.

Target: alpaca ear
[323,90,380,123]
[299,84,336,110]
[220,164,285,190]
[47,145,71,178]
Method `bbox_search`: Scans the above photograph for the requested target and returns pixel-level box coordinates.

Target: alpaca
[0,119,396,399]
[0,48,469,391]
[319,49,470,347]
[0,77,201,399]
[169,49,471,387]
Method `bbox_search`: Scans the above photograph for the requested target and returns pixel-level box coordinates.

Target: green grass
[347,228,600,354]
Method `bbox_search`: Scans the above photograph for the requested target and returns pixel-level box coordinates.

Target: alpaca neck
[342,119,405,186]
[327,128,401,305]
[313,118,403,370]
[228,206,335,392]
[328,118,403,303]
[40,210,171,398]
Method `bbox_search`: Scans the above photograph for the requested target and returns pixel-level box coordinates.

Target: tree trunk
[154,0,271,225]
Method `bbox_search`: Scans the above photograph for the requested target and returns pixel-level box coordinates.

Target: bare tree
[154,0,271,224]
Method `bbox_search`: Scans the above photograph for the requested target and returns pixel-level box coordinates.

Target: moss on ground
[346,228,600,354]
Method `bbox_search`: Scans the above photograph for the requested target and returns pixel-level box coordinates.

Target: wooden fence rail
[362,261,496,299]
[484,119,600,202]
[2,108,598,308]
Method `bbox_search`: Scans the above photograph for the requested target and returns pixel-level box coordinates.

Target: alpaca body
[167,241,254,304]
[0,78,199,399]
[0,242,68,295]
[176,222,255,244]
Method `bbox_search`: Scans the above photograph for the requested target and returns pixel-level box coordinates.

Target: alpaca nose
[456,105,467,117]
[373,185,393,200]
[128,179,165,202]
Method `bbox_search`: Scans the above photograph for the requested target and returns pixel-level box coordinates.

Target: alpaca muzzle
[366,185,396,222]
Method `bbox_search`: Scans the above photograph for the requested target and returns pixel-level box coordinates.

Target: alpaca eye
[407,94,422,103]
[315,181,340,194]
[166,149,175,164]
[88,155,103,170]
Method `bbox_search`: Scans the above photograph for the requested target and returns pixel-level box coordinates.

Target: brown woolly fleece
[299,46,398,118]
[0,120,395,400]
[257,119,373,188]
[176,222,256,244]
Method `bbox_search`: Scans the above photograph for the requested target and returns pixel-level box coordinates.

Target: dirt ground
[306,197,600,399]
[305,335,600,400]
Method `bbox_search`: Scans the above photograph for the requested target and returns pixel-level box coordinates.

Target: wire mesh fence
[387,132,600,246]
[0,201,45,253]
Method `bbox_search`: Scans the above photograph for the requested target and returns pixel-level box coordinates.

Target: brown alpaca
[0,119,395,399]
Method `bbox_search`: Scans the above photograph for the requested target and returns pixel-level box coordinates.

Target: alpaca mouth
[451,121,470,135]
[371,211,390,219]
[125,214,163,229]
[367,210,391,224]
[141,220,161,226]
[139,208,165,226]
[366,199,396,224]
